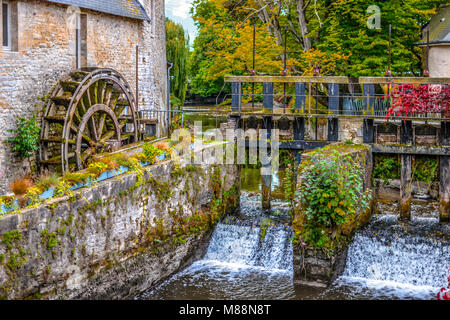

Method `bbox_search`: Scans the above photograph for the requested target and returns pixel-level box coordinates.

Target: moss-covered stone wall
[0,154,240,299]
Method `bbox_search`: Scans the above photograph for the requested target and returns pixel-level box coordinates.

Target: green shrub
[142,142,163,164]
[413,156,438,185]
[6,116,41,158]
[295,150,371,248]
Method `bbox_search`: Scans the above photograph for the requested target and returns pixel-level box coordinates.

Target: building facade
[0,0,167,194]
[419,4,450,77]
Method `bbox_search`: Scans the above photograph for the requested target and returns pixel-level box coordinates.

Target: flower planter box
[0,200,19,215]
[70,182,85,191]
[40,188,55,200]
[96,171,109,182]
[107,166,129,178]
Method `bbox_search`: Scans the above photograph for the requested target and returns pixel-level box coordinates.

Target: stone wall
[0,153,240,299]
[338,119,363,144]
[0,0,167,194]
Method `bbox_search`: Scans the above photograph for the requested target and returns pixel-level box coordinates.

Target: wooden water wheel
[39,68,140,174]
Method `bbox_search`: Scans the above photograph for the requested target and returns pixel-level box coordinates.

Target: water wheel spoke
[79,97,88,115]
[98,81,106,104]
[88,117,99,142]
[97,113,108,139]
[81,147,95,163]
[99,130,117,144]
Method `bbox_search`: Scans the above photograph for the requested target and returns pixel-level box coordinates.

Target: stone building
[0,0,168,194]
[418,3,450,77]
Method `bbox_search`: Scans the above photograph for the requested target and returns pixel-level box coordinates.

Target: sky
[165,0,197,46]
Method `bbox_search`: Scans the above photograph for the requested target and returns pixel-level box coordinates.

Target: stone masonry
[0,146,241,299]
[0,0,168,194]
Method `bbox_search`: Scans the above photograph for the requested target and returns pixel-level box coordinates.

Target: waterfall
[332,214,450,300]
[203,222,293,272]
[140,193,297,300]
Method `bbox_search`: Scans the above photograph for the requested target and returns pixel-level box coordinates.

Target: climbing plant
[294,149,372,248]
[387,84,450,118]
[6,116,41,159]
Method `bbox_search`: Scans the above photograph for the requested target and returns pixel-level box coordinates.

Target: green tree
[189,0,446,97]
[166,18,190,106]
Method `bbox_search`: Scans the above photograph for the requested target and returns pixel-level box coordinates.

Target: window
[2,2,10,49]
[2,1,17,51]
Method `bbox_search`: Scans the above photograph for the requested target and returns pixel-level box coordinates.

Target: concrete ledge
[372,144,450,155]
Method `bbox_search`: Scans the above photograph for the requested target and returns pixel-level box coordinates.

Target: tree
[166,18,190,106]
[189,0,446,97]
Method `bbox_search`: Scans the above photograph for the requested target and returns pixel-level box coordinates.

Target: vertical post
[136,46,139,111]
[440,121,450,222]
[400,120,413,221]
[400,120,413,144]
[440,156,450,222]
[232,82,242,113]
[363,84,375,113]
[263,116,273,139]
[263,82,273,110]
[400,155,412,221]
[167,61,173,136]
[261,164,272,210]
[328,83,339,142]
[261,120,272,210]
[328,118,339,142]
[75,14,81,69]
[363,119,375,143]
[295,83,306,112]
[293,117,305,141]
[328,83,339,113]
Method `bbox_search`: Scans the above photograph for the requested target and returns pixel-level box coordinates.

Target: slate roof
[417,4,450,46]
[47,0,150,21]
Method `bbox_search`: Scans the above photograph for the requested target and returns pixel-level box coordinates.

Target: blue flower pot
[1,200,19,214]
[157,153,166,161]
[107,166,127,178]
[40,188,55,200]
[141,161,150,167]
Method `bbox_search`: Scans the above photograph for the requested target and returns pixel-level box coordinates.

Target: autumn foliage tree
[189,0,446,97]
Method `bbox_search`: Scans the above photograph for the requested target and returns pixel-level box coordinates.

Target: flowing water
[140,108,449,300]
[139,176,449,300]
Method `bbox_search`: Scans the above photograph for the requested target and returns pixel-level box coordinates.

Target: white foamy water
[204,223,293,272]
[330,214,449,299]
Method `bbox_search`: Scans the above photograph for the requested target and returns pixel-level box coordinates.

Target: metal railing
[223,76,450,121]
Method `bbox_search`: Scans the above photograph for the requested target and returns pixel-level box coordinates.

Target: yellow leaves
[292,49,350,76]
[335,208,346,216]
